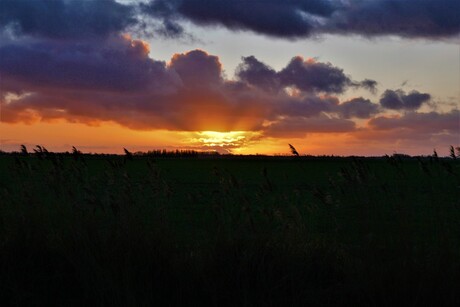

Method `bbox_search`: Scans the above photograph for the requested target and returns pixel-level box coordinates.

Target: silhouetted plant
[450,145,456,160]
[433,148,439,161]
[0,145,459,306]
[71,146,84,162]
[124,147,133,161]
[289,144,299,156]
[20,144,28,155]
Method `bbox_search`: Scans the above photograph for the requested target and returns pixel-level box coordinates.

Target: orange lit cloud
[2,36,371,133]
[1,32,457,155]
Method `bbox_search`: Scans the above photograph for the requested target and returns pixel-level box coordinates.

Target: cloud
[0,42,267,132]
[0,0,137,40]
[337,98,380,119]
[272,95,340,118]
[168,49,223,88]
[278,56,353,94]
[349,110,460,154]
[142,0,460,40]
[156,19,185,38]
[368,110,459,133]
[2,0,458,42]
[326,0,460,39]
[0,30,448,147]
[0,40,378,134]
[357,79,378,94]
[0,35,176,93]
[236,55,375,94]
[141,0,336,38]
[3,36,446,142]
[0,0,456,156]
[264,114,356,138]
[379,89,431,110]
[235,56,279,92]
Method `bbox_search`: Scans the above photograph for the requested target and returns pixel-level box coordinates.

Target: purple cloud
[338,98,380,119]
[369,110,459,133]
[380,89,431,110]
[141,0,336,38]
[169,49,223,88]
[264,115,356,138]
[327,0,460,39]
[0,0,137,40]
[235,56,279,92]
[236,55,376,94]
[142,0,460,39]
[0,36,176,93]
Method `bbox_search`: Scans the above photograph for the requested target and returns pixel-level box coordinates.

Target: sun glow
[198,131,246,147]
[184,131,263,154]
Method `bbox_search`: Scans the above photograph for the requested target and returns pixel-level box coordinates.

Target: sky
[0,0,459,156]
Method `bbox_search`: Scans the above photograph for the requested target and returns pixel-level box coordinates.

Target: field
[1,150,459,306]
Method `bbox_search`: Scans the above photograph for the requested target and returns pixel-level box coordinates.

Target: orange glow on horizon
[0,120,456,157]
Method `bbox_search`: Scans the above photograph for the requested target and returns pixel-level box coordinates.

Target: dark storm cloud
[380,89,431,110]
[327,0,460,39]
[0,0,137,40]
[0,36,176,92]
[141,0,460,39]
[2,0,458,41]
[141,0,336,38]
[337,98,380,119]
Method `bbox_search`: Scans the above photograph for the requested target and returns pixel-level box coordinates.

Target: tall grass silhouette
[289,143,299,156]
[0,145,459,306]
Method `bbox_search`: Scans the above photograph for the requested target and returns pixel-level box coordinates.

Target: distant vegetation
[0,145,459,305]
[4,145,222,158]
[3,144,460,159]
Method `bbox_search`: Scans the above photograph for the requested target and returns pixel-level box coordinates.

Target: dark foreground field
[1,151,459,306]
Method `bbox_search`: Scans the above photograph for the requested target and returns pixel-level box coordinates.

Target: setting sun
[184,131,263,154]
[195,131,247,147]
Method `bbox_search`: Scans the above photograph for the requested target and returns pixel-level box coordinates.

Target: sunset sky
[0,0,459,156]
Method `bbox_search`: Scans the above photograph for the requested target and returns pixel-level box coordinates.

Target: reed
[0,146,459,306]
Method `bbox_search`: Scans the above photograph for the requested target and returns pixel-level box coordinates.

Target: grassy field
[1,150,459,306]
